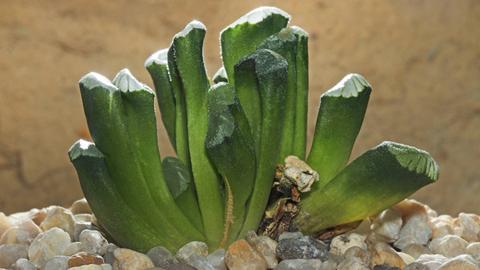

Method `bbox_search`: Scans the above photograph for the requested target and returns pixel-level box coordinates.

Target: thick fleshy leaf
[233,49,288,237]
[297,141,439,234]
[308,74,371,189]
[169,21,224,247]
[162,156,191,198]
[162,156,203,230]
[145,49,177,148]
[167,43,190,166]
[79,71,203,248]
[258,27,306,160]
[220,6,290,84]
[205,82,256,244]
[291,26,309,159]
[69,140,199,252]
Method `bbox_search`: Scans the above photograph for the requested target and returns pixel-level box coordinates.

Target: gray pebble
[373,265,400,270]
[275,259,322,270]
[337,257,369,270]
[103,243,118,264]
[14,258,36,270]
[206,249,226,270]
[404,262,429,270]
[0,244,28,268]
[147,246,178,268]
[176,241,208,262]
[394,214,432,250]
[43,255,68,270]
[276,236,328,261]
[278,231,303,241]
[165,262,197,270]
[182,254,216,270]
[79,229,108,255]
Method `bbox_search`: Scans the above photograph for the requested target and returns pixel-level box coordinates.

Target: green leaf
[205,82,256,244]
[220,6,290,84]
[307,74,371,189]
[145,49,177,149]
[162,156,203,231]
[167,45,190,166]
[162,156,191,198]
[170,21,224,247]
[212,66,228,84]
[78,71,203,249]
[233,49,288,237]
[291,26,309,159]
[296,141,439,234]
[69,140,194,252]
[258,27,303,161]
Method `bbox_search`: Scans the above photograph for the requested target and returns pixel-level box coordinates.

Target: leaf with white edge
[79,70,204,250]
[233,49,288,237]
[308,73,371,189]
[69,140,189,252]
[258,27,299,161]
[112,68,153,93]
[205,82,256,244]
[145,49,177,148]
[170,20,225,247]
[221,6,290,84]
[296,141,439,234]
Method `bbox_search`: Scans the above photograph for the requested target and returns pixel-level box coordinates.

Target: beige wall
[0,0,479,214]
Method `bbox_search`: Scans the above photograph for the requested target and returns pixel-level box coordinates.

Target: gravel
[0,199,480,269]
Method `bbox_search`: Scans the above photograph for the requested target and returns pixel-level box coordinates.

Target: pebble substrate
[0,198,479,270]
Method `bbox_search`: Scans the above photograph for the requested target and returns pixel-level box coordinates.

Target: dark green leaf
[308,74,371,189]
[205,82,256,243]
[220,7,290,84]
[233,49,288,237]
[145,49,177,149]
[170,21,224,247]
[297,141,439,234]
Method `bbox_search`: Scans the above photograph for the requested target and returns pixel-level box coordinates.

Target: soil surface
[0,0,479,214]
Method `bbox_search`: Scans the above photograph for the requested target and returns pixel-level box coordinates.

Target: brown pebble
[68,252,104,267]
[30,208,48,226]
[225,239,267,270]
[70,198,92,215]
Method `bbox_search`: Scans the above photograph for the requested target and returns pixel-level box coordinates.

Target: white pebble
[438,254,479,270]
[28,227,71,268]
[429,235,468,257]
[394,213,432,250]
[79,229,108,255]
[113,248,154,270]
[40,206,76,239]
[371,209,403,242]
[330,233,367,256]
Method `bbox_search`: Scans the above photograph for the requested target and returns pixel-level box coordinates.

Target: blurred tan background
[0,0,479,215]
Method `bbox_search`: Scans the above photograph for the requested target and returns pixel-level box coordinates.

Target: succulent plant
[69,6,439,252]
